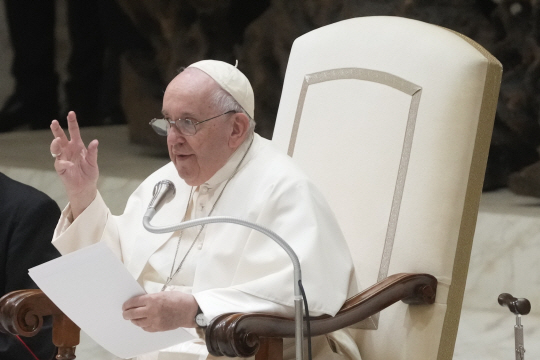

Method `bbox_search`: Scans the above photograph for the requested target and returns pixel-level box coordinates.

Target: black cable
[298,279,312,360]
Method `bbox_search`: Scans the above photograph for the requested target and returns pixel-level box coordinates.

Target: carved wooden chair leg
[255,337,283,360]
[52,313,80,360]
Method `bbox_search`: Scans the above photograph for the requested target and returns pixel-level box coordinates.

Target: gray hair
[210,86,256,132]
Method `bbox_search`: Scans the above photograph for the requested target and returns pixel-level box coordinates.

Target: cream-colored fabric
[157,332,360,360]
[272,16,501,360]
[52,134,359,359]
[118,332,360,360]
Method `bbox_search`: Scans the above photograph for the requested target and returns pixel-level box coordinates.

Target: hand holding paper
[123,291,199,332]
[29,242,194,359]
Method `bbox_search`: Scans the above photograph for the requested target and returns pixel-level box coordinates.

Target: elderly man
[49,60,360,359]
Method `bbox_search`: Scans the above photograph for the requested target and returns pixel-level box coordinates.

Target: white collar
[202,133,256,190]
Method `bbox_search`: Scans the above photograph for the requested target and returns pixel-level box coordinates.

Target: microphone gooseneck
[143,215,302,287]
[143,181,307,360]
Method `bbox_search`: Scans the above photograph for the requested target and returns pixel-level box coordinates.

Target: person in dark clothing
[0,0,155,131]
[0,173,61,360]
[0,0,58,132]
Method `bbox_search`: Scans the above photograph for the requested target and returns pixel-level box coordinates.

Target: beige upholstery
[271,16,501,360]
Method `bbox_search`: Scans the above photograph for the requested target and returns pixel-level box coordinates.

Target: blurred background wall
[1,0,539,195]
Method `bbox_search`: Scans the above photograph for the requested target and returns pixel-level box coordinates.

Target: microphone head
[152,180,176,197]
[149,180,176,210]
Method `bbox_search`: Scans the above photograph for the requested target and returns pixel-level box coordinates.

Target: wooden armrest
[0,273,437,359]
[0,289,80,360]
[205,273,437,358]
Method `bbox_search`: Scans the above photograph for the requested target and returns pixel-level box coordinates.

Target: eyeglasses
[149,110,235,136]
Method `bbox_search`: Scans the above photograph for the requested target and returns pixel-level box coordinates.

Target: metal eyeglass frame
[149,110,235,136]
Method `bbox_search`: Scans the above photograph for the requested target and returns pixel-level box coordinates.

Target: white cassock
[52,134,361,360]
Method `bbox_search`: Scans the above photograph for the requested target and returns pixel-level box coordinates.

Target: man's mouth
[176,154,192,159]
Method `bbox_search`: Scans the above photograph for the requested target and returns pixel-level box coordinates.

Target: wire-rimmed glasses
[149,110,235,136]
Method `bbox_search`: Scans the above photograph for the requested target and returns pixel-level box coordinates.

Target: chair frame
[0,273,436,359]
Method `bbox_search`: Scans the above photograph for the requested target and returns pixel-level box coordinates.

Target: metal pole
[294,297,304,360]
[514,315,525,360]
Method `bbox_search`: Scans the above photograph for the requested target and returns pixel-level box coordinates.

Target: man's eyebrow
[161,111,199,119]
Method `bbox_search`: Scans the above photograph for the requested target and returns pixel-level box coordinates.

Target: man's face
[162,69,236,186]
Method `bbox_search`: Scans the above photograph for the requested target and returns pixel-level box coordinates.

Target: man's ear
[229,112,251,149]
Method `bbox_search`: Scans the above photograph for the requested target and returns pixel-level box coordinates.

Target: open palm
[50,111,99,217]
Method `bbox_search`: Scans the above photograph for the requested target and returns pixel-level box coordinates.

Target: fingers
[86,139,99,166]
[123,295,158,331]
[130,318,150,328]
[129,318,158,332]
[124,308,160,332]
[126,313,154,331]
[53,160,67,175]
[123,297,152,329]
[123,306,148,321]
[50,111,82,147]
[142,327,158,333]
[66,111,82,142]
[123,295,146,312]
[50,137,63,158]
[50,120,68,144]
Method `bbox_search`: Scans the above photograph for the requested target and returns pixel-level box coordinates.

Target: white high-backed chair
[273,17,502,360]
[0,16,501,360]
[206,16,501,360]
[269,15,502,359]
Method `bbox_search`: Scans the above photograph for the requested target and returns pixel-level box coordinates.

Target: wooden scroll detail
[206,273,437,358]
[0,289,80,360]
[255,337,284,360]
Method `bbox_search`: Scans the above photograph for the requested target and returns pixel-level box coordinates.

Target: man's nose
[167,126,186,143]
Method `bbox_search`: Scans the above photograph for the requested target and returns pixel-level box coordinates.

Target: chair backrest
[271,16,501,360]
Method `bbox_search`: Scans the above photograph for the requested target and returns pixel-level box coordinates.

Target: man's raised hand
[50,111,99,218]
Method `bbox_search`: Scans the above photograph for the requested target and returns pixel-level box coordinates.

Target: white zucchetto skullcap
[188,60,255,119]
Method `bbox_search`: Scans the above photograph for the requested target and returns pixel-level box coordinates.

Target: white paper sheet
[29,242,195,359]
